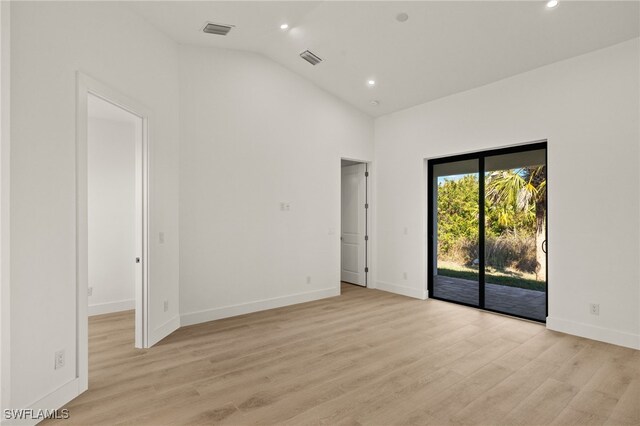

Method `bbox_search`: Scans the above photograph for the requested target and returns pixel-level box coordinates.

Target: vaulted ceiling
[126,1,640,117]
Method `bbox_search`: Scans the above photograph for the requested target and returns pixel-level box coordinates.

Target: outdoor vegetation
[437,166,546,291]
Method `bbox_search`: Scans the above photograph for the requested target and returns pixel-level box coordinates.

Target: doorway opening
[77,73,150,393]
[427,142,547,322]
[87,93,141,348]
[341,159,369,288]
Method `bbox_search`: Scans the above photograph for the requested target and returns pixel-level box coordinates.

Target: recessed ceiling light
[396,13,409,22]
[367,80,376,87]
[280,23,289,30]
[546,0,558,8]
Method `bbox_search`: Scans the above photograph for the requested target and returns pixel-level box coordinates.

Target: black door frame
[427,141,548,323]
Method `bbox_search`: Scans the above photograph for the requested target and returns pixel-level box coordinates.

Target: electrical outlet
[54,350,65,370]
[589,303,600,316]
[88,286,93,296]
[164,300,169,312]
[403,272,408,280]
[306,276,312,284]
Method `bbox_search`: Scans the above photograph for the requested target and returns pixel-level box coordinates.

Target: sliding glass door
[428,142,547,322]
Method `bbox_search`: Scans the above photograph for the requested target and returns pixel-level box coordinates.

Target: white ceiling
[126,1,640,117]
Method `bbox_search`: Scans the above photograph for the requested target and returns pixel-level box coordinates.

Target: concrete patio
[433,275,546,321]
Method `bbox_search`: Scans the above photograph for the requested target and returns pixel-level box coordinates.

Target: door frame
[427,141,548,323]
[76,72,151,392]
[340,157,371,288]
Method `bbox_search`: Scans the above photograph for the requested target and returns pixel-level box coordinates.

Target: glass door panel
[431,159,480,307]
[484,149,547,321]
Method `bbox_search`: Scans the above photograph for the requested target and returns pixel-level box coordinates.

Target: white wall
[9,1,180,411]
[374,39,640,349]
[0,0,11,416]
[87,117,136,316]
[179,46,373,325]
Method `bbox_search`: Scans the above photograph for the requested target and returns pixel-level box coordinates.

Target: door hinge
[365,267,369,273]
[365,171,369,177]
[365,235,369,241]
[365,203,369,209]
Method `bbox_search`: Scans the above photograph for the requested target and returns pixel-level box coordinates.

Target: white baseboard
[1,378,80,425]
[547,316,640,350]
[148,315,181,347]
[88,299,134,316]
[181,287,340,327]
[376,281,427,300]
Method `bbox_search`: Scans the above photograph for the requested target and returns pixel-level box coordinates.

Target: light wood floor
[48,283,639,425]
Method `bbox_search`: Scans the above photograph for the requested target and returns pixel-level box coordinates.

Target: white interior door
[341,163,366,286]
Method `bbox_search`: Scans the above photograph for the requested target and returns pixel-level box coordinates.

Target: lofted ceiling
[125,1,640,117]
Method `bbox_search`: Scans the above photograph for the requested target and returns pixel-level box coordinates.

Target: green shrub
[437,175,479,254]
[437,173,538,275]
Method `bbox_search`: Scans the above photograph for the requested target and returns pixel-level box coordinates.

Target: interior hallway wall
[87,116,136,316]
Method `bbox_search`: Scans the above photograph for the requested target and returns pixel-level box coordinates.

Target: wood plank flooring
[47,283,639,425]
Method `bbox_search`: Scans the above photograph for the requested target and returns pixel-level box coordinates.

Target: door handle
[542,240,547,254]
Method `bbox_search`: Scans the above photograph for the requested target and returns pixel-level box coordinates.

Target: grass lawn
[437,261,545,292]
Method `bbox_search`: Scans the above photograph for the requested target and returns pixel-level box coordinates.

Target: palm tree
[486,166,547,280]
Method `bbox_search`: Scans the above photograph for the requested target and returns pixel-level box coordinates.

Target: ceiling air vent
[202,22,234,36]
[300,50,323,66]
